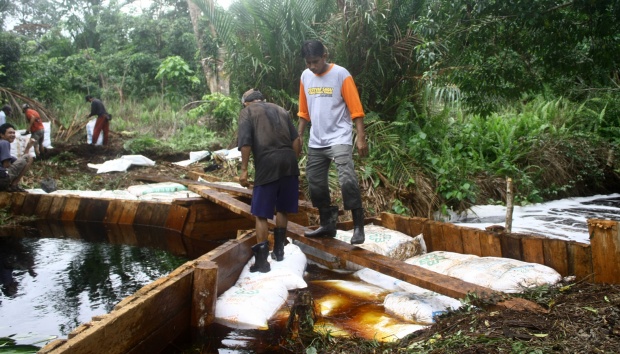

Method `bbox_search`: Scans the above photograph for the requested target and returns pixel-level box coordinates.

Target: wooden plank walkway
[188,185,542,311]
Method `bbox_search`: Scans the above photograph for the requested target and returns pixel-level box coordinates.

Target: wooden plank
[20,193,41,216]
[47,196,67,220]
[164,204,189,232]
[34,194,55,218]
[542,238,569,277]
[39,267,194,354]
[567,241,593,281]
[147,203,171,228]
[75,198,110,222]
[133,202,157,226]
[196,234,255,296]
[126,307,190,354]
[588,219,620,284]
[479,231,502,257]
[521,235,545,265]
[9,192,26,215]
[461,227,482,256]
[60,197,81,221]
[500,233,523,261]
[138,172,317,213]
[191,260,218,335]
[427,221,446,251]
[0,192,13,209]
[117,201,139,225]
[442,224,464,253]
[104,199,126,224]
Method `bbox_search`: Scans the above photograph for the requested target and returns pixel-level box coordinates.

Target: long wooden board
[188,185,528,305]
[135,173,316,214]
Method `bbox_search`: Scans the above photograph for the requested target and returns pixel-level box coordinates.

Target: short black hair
[301,40,325,58]
[85,95,93,102]
[0,123,16,135]
[1,105,11,112]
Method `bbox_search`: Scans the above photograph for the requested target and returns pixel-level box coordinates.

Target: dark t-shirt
[237,102,299,186]
[89,99,108,117]
[0,139,16,175]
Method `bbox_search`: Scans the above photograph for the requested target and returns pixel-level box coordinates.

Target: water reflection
[0,222,197,347]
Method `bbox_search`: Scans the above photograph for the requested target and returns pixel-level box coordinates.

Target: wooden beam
[189,185,539,310]
[136,173,316,214]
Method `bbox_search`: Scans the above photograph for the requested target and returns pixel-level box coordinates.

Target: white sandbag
[384,292,462,325]
[137,190,201,201]
[335,225,427,271]
[404,251,476,274]
[315,293,353,316]
[49,190,139,200]
[86,118,103,145]
[405,251,562,293]
[127,182,188,196]
[214,280,289,330]
[353,268,404,292]
[237,242,307,291]
[347,309,428,341]
[447,257,562,293]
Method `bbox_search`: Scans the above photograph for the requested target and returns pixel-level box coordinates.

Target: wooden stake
[505,178,514,233]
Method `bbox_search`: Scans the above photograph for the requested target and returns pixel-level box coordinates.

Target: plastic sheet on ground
[172,150,211,167]
[214,242,307,330]
[87,155,155,174]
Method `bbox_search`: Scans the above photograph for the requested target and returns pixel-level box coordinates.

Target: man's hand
[239,169,250,188]
[356,134,368,157]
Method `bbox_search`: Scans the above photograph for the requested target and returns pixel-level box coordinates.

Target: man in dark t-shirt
[237,89,301,273]
[85,95,110,145]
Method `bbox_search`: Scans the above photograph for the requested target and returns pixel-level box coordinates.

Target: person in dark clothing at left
[85,95,110,145]
[237,88,301,273]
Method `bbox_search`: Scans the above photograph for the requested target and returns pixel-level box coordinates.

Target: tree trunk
[186,0,229,95]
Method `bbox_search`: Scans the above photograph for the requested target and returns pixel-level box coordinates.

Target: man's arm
[239,145,251,188]
[2,159,11,168]
[354,118,368,157]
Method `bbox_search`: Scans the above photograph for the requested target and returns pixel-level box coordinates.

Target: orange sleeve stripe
[297,81,310,121]
[342,76,364,119]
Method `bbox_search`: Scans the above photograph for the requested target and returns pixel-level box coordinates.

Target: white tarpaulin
[172,150,211,167]
[87,155,155,173]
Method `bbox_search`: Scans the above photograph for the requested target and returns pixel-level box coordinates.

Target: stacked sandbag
[404,251,562,293]
[311,279,425,341]
[214,242,307,329]
[354,268,461,325]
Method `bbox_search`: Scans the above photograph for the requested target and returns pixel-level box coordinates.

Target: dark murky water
[0,222,193,349]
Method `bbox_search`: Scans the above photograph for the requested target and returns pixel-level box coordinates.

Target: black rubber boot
[271,228,286,261]
[249,241,271,273]
[305,206,338,238]
[350,208,365,245]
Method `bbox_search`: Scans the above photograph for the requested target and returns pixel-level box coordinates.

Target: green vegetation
[0,0,617,217]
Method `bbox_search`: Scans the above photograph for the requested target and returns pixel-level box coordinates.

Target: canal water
[0,222,192,350]
[451,193,620,243]
[2,193,619,352]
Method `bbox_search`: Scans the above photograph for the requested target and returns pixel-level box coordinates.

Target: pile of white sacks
[29,181,202,202]
[214,224,562,341]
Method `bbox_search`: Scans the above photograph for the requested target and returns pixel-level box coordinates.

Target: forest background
[1,0,619,219]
